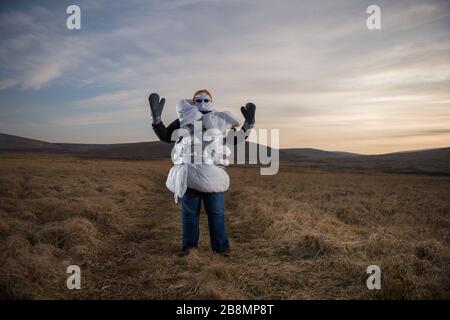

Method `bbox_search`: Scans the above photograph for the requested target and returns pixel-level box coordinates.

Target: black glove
[148,93,165,124]
[241,102,256,125]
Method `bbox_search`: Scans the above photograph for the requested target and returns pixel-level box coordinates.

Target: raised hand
[148,93,166,122]
[241,102,256,125]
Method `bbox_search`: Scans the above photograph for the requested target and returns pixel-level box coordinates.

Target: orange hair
[193,89,213,101]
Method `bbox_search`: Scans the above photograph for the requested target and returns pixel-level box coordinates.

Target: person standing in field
[147,89,256,256]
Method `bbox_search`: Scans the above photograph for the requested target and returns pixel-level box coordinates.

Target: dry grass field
[0,153,449,299]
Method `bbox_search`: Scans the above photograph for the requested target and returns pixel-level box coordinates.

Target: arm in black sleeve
[152,119,181,143]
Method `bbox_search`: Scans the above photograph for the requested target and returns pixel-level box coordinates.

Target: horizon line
[0,132,449,157]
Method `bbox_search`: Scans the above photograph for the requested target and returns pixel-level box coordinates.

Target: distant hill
[0,133,61,152]
[0,133,173,159]
[280,147,450,175]
[1,133,449,175]
[1,133,354,160]
[280,148,360,159]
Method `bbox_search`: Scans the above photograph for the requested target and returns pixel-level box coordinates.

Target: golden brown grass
[0,153,449,299]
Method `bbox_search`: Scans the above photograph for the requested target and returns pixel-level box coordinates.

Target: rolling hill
[0,133,358,160]
[0,132,449,175]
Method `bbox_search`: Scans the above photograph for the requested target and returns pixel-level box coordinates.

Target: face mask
[194,92,213,112]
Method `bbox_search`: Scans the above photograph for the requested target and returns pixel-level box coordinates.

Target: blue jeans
[180,188,230,253]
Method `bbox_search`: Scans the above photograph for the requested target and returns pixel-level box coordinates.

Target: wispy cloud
[0,0,449,152]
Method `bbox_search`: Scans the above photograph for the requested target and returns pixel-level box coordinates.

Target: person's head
[193,89,213,112]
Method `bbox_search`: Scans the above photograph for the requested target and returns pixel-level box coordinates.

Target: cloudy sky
[0,0,449,154]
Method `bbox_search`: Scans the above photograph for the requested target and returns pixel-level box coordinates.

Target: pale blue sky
[0,0,449,153]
